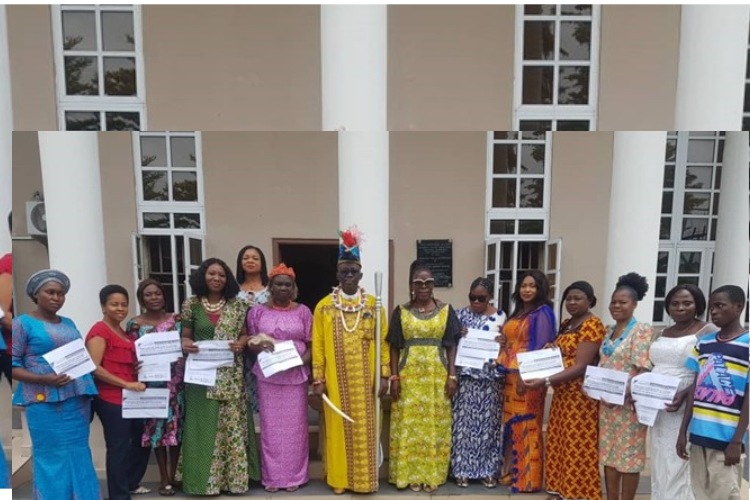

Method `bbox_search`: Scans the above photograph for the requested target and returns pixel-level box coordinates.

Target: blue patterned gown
[450,307,507,479]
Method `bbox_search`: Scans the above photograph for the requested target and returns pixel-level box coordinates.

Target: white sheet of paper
[257,340,303,378]
[0,306,4,320]
[630,372,681,409]
[138,362,172,383]
[184,357,217,386]
[122,388,169,419]
[187,340,234,370]
[455,328,501,369]
[42,338,96,380]
[582,366,630,405]
[635,401,659,427]
[135,331,182,364]
[517,348,565,381]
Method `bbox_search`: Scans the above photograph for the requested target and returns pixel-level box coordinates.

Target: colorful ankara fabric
[545,316,605,500]
[312,292,389,493]
[598,320,653,473]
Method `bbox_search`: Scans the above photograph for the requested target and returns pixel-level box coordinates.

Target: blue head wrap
[25,269,71,299]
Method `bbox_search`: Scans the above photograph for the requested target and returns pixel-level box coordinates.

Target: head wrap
[268,263,296,280]
[26,269,71,299]
[338,225,363,265]
[562,280,597,307]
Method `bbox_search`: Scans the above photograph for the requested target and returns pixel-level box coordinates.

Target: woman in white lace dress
[649,284,715,500]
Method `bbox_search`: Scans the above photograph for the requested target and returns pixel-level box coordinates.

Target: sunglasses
[468,294,489,303]
[337,268,361,277]
[412,278,435,286]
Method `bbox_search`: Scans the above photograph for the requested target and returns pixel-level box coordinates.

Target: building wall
[548,131,614,319]
[388,6,515,131]
[201,132,339,265]
[389,132,487,307]
[7,6,57,131]
[597,5,681,130]
[142,6,322,131]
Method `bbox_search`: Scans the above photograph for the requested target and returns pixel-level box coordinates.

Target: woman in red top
[86,284,152,500]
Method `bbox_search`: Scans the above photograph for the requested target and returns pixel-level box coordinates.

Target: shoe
[333,488,346,495]
[265,486,279,493]
[423,484,438,493]
[408,483,422,492]
[286,486,300,492]
[455,477,469,488]
[130,486,151,495]
[482,477,497,489]
[498,474,512,486]
[159,484,176,496]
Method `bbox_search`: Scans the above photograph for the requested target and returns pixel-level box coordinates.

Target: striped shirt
[685,331,749,451]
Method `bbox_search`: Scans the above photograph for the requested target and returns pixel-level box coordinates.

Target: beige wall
[390,132,486,307]
[7,6,58,131]
[388,6,515,131]
[549,132,614,319]
[598,5,681,130]
[142,6,322,131]
[201,132,339,265]
[99,132,139,312]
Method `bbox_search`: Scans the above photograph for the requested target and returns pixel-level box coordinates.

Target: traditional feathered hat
[338,225,363,265]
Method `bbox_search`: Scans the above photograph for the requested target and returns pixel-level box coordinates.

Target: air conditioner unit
[26,201,47,236]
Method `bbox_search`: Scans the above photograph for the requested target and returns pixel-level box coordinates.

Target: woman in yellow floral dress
[387,260,461,492]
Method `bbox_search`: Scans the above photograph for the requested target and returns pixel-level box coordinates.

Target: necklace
[271,301,293,311]
[716,329,750,343]
[201,297,226,314]
[602,317,637,357]
[413,300,435,314]
[331,286,367,312]
[561,314,589,334]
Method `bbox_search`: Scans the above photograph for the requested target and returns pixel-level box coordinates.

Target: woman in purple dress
[246,263,313,492]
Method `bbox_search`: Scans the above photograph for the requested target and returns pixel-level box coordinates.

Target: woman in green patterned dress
[387,260,461,492]
[178,258,261,495]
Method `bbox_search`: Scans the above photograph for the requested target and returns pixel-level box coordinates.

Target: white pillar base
[604,132,667,324]
[38,132,108,334]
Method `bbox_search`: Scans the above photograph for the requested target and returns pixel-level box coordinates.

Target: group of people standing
[9,225,749,500]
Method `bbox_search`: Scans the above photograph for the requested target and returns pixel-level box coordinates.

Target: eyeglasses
[468,294,489,303]
[412,278,435,286]
[337,268,361,277]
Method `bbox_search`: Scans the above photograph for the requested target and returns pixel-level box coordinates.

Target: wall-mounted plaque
[416,239,452,287]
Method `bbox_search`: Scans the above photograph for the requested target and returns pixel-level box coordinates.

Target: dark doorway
[275,240,339,312]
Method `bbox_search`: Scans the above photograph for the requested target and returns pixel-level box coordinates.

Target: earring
[410,290,415,299]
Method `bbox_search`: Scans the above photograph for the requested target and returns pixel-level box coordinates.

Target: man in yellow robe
[312,227,390,494]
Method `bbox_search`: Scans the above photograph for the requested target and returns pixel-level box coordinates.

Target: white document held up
[135,331,182,364]
[138,363,172,383]
[582,366,630,405]
[517,348,565,381]
[455,328,501,369]
[42,338,96,380]
[187,340,234,370]
[630,372,680,409]
[634,401,659,427]
[257,340,303,378]
[122,388,170,419]
[184,356,218,387]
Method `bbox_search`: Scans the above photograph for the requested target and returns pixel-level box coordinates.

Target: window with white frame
[133,132,205,313]
[653,131,725,324]
[52,5,145,131]
[485,131,555,316]
[514,5,600,131]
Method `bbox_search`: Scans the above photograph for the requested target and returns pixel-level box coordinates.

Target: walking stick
[374,271,383,489]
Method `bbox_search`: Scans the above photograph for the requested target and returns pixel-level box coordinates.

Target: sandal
[408,483,422,492]
[423,484,438,493]
[286,486,299,492]
[498,474,512,486]
[265,486,279,493]
[131,486,152,495]
[159,484,176,497]
[482,477,497,489]
[455,477,469,488]
[333,488,346,495]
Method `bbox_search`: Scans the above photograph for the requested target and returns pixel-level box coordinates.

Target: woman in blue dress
[450,277,507,488]
[11,270,100,499]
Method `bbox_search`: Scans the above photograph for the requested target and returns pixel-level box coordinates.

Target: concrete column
[713,132,749,291]
[321,5,387,131]
[0,6,13,253]
[604,132,667,324]
[321,6,390,303]
[38,132,107,334]
[674,5,750,130]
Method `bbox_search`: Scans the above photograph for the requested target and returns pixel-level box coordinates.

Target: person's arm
[10,317,70,386]
[724,382,749,466]
[387,306,403,401]
[443,305,460,398]
[0,273,12,325]
[525,341,600,389]
[86,335,145,392]
[377,304,390,397]
[311,301,327,396]
[389,345,401,401]
[676,378,696,460]
[180,299,199,354]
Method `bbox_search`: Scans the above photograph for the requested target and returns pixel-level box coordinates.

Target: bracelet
[389,375,400,382]
[312,379,326,386]
[448,375,458,381]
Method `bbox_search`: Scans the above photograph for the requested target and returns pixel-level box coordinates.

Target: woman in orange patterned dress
[524,281,605,500]
[497,270,556,493]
